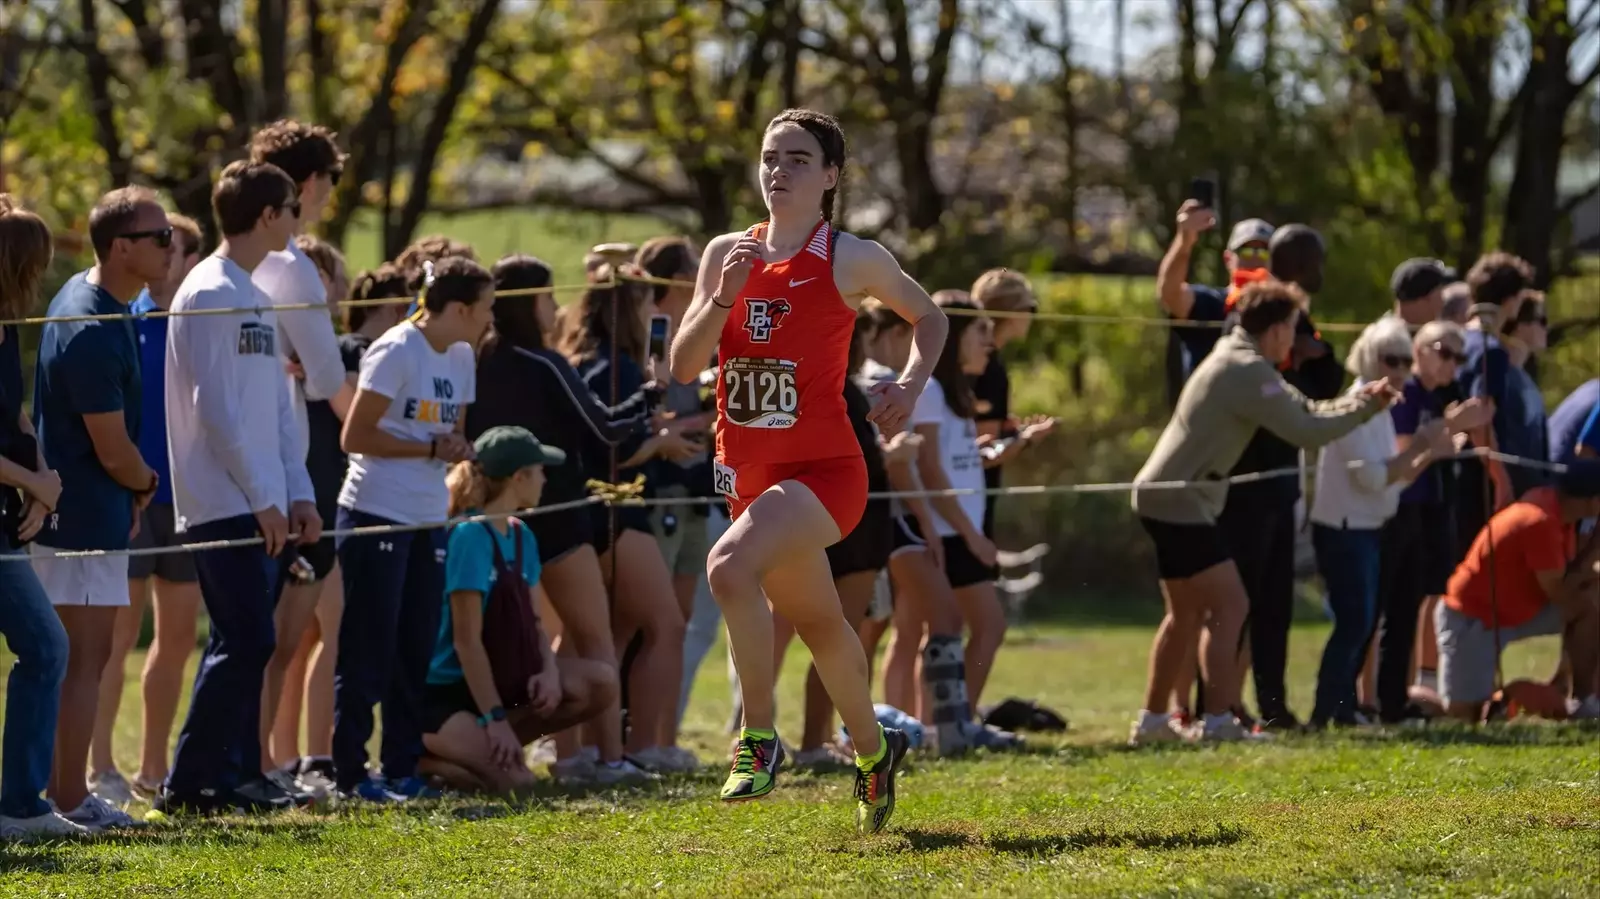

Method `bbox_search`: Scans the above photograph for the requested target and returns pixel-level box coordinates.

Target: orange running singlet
[714,219,862,472]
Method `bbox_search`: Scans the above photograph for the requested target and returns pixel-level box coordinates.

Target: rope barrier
[1,449,1559,562]
[0,269,1373,332]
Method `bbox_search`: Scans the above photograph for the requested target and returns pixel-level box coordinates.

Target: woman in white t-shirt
[1308,318,1489,728]
[330,256,495,802]
[911,298,1038,710]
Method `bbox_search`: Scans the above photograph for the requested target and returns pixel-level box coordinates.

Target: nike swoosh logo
[789,277,816,288]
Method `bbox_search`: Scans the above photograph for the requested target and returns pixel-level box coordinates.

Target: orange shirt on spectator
[1445,487,1575,629]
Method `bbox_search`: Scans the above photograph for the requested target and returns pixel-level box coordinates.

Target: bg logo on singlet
[742,299,791,344]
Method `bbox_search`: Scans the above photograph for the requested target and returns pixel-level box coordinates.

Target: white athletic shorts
[30,545,130,607]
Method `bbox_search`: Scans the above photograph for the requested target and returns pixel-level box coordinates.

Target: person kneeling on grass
[419,427,619,795]
[1436,467,1600,723]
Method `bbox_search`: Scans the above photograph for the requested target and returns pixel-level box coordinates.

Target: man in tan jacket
[1128,281,1396,744]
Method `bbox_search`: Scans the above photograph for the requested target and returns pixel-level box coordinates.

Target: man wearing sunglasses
[1157,203,1275,409]
[30,186,174,832]
[248,120,357,800]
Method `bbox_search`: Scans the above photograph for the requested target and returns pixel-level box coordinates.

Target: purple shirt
[1391,375,1444,504]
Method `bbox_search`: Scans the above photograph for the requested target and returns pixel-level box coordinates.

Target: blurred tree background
[2,0,1595,595]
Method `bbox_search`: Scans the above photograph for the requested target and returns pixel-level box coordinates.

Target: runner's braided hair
[765,109,847,226]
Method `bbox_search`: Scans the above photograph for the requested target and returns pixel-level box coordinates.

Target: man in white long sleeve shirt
[158,160,323,816]
[248,120,354,784]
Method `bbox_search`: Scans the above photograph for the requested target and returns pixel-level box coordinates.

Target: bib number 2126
[723,357,799,429]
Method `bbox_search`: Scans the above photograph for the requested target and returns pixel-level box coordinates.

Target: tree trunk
[387,0,502,257]
[258,0,288,123]
[109,0,167,70]
[177,0,252,137]
[779,0,802,109]
[78,0,132,186]
[1442,0,1498,269]
[305,0,335,128]
[324,0,433,249]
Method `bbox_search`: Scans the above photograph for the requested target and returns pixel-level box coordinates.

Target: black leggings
[1194,491,1296,718]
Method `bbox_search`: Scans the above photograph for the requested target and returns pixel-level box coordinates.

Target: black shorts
[421,679,479,735]
[1139,516,1230,581]
[128,502,198,583]
[889,514,928,558]
[827,498,891,579]
[303,403,347,582]
[941,535,999,589]
[591,503,652,557]
[524,503,592,566]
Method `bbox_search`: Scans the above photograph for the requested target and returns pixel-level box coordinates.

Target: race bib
[722,356,799,429]
[713,460,739,499]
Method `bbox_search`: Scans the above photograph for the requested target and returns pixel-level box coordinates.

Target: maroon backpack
[476,519,545,709]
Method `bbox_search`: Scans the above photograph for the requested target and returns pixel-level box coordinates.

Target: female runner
[669,108,946,834]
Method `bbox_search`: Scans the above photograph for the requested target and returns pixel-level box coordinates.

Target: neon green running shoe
[720,731,784,801]
[854,727,910,834]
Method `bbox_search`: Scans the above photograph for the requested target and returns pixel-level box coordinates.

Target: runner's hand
[866,381,917,434]
[485,720,522,770]
[255,506,289,558]
[289,500,323,545]
[719,235,763,300]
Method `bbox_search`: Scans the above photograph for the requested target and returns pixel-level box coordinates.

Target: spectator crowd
[0,120,1593,843]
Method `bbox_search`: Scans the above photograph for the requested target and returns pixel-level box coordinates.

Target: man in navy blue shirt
[84,214,205,807]
[1454,252,1547,551]
[1156,202,1275,407]
[31,186,170,831]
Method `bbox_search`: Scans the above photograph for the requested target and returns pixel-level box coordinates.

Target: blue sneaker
[339,777,406,805]
[386,776,442,800]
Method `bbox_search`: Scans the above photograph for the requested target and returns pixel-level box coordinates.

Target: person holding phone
[559,268,702,773]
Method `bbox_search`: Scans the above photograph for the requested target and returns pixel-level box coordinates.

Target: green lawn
[1,609,1594,897]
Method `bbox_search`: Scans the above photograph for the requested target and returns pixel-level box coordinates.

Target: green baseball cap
[473,426,565,478]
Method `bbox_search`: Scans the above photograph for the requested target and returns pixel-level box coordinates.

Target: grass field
[1,611,1594,897]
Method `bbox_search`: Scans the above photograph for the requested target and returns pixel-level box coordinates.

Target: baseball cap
[473,426,565,478]
[1390,258,1457,302]
[1227,219,1275,251]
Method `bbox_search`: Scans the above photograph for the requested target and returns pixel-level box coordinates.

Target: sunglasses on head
[1381,354,1414,369]
[120,227,174,249]
[1427,341,1465,364]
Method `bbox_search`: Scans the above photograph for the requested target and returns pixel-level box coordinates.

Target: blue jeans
[0,538,68,818]
[332,508,444,790]
[167,515,284,796]
[1311,524,1383,722]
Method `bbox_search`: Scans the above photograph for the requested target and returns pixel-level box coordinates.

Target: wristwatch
[475,706,507,727]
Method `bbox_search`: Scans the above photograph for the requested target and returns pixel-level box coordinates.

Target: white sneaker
[593,759,656,786]
[527,738,558,766]
[578,745,601,764]
[0,810,90,842]
[129,774,165,801]
[1127,714,1186,747]
[625,746,674,773]
[1200,715,1273,743]
[61,794,141,832]
[551,756,598,784]
[88,769,134,807]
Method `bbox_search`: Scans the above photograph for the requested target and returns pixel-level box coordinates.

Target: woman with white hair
[1308,318,1491,728]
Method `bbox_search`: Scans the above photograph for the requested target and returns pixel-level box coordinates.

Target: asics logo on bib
[742,299,791,344]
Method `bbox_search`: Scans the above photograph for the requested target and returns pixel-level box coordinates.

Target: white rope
[1,449,1559,562]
